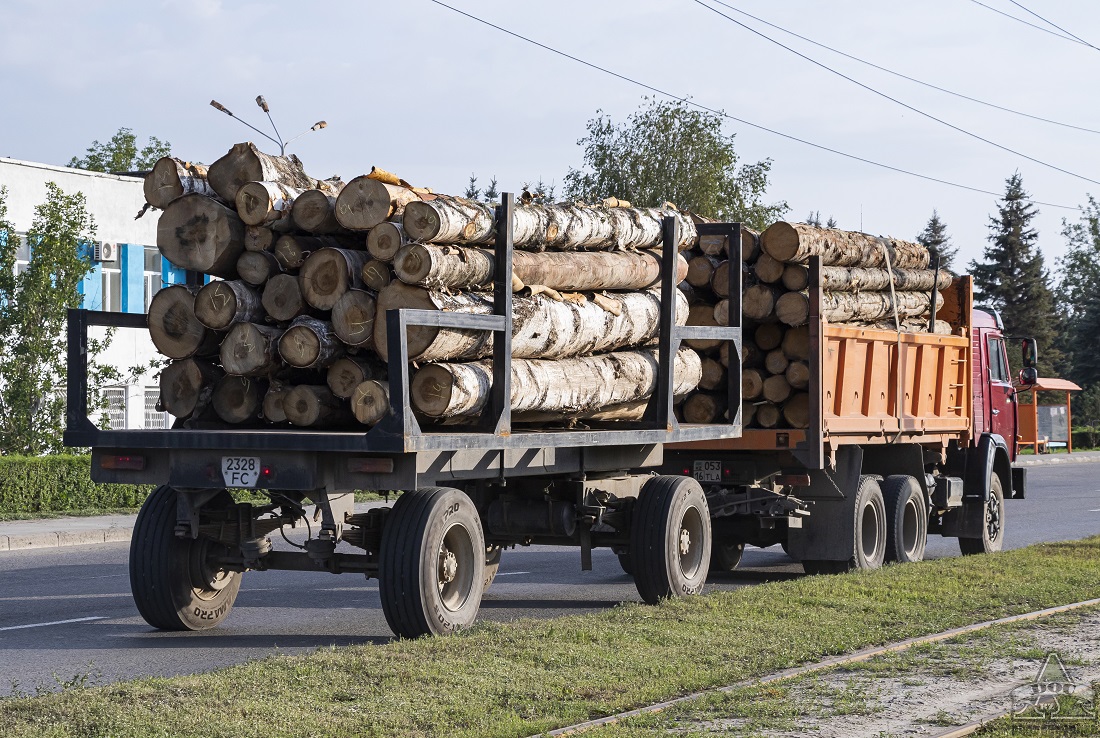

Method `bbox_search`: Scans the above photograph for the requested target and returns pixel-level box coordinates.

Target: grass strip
[2,537,1100,738]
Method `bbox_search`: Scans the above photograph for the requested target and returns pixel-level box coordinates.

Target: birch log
[361,260,393,292]
[373,282,687,362]
[410,347,701,419]
[402,195,495,244]
[776,290,944,326]
[818,267,953,292]
[327,357,383,399]
[741,227,760,263]
[194,280,264,331]
[335,176,420,231]
[698,234,728,256]
[157,194,246,278]
[783,393,810,429]
[762,222,930,269]
[742,368,764,400]
[262,273,312,322]
[235,181,307,228]
[278,317,345,369]
[764,349,789,376]
[237,250,283,286]
[698,357,727,391]
[332,289,377,347]
[755,402,781,429]
[291,190,344,235]
[351,380,390,426]
[244,225,276,252]
[220,323,284,376]
[686,255,720,288]
[144,158,217,209]
[743,284,781,322]
[159,359,222,419]
[262,382,292,423]
[299,248,370,310]
[710,260,731,298]
[786,361,810,390]
[207,143,316,203]
[683,392,728,424]
[366,222,408,262]
[212,376,267,424]
[684,303,721,351]
[148,285,220,359]
[284,385,349,427]
[782,264,809,292]
[274,234,345,271]
[753,253,785,284]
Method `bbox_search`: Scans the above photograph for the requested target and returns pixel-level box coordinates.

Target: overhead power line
[700,0,1100,136]
[691,0,1100,188]
[1006,0,1100,51]
[424,0,1082,211]
[966,0,1090,46]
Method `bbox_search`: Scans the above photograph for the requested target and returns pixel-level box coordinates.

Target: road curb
[2,527,133,552]
[1014,454,1100,467]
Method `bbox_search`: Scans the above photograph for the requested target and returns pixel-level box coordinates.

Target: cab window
[987,336,1009,383]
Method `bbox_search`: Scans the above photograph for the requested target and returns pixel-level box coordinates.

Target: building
[0,157,181,429]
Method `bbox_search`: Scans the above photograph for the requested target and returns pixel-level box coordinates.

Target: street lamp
[209,96,327,155]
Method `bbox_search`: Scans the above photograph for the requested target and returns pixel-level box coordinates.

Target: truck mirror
[1021,338,1038,369]
[1019,367,1038,387]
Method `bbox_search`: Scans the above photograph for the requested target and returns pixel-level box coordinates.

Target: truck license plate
[222,456,261,487]
[693,460,722,483]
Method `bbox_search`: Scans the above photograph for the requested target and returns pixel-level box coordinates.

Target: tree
[916,210,958,272]
[825,216,838,229]
[483,176,500,203]
[0,185,117,454]
[806,211,822,227]
[68,127,171,173]
[1057,196,1100,397]
[463,174,480,200]
[563,98,788,231]
[969,173,1063,377]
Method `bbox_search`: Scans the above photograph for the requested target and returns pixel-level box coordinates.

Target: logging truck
[666,262,1036,573]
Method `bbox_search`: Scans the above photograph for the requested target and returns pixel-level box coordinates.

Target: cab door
[986,334,1017,459]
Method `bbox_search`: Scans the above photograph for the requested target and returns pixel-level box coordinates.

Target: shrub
[0,455,152,515]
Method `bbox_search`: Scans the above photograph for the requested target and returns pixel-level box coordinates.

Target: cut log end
[148,286,217,359]
[327,357,380,399]
[366,221,407,262]
[212,376,266,424]
[284,385,345,427]
[409,364,455,418]
[351,380,390,425]
[332,289,377,347]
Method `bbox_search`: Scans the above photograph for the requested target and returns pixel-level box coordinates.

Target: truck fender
[964,433,1011,502]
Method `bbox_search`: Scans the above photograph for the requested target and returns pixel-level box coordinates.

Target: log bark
[753,253,785,284]
[235,181,307,227]
[410,347,701,419]
[159,359,222,419]
[284,385,349,427]
[237,250,283,286]
[785,361,810,390]
[148,285,220,359]
[207,143,316,203]
[743,368,764,400]
[741,401,757,427]
[755,402,781,429]
[741,227,761,263]
[157,194,246,278]
[783,393,810,429]
[699,357,727,391]
[782,325,810,361]
[361,259,394,292]
[754,323,784,351]
[351,380,390,426]
[763,374,792,404]
[278,317,345,369]
[764,349,789,376]
[335,176,421,231]
[212,375,267,424]
[366,222,408,262]
[710,260,731,298]
[845,318,954,335]
[374,282,686,362]
[772,290,943,326]
[762,222,930,269]
[682,392,728,424]
[743,284,781,322]
[144,158,216,209]
[274,234,346,271]
[291,190,345,235]
[817,266,953,292]
[685,303,721,351]
[686,255,720,288]
[299,248,370,310]
[402,195,494,244]
[713,299,730,327]
[781,264,809,292]
[220,322,284,376]
[262,273,311,322]
[262,382,292,423]
[332,289,377,348]
[194,280,264,331]
[244,225,276,252]
[327,357,383,399]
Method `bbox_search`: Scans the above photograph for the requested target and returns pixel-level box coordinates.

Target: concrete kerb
[1014,450,1100,467]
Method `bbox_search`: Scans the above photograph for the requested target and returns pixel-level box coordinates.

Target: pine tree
[806,211,822,227]
[483,176,500,204]
[825,216,838,229]
[463,174,480,200]
[969,173,1063,377]
[1057,195,1100,399]
[916,210,959,272]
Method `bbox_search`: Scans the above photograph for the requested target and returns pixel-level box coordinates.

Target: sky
[2,0,1099,273]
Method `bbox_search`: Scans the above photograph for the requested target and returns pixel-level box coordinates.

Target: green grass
[3,538,1100,737]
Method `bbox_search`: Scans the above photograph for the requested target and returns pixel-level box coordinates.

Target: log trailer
[66,201,746,639]
[666,261,1037,573]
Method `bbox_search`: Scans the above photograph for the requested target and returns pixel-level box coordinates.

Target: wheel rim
[860,501,882,561]
[902,496,920,558]
[985,494,1002,543]
[677,506,706,579]
[437,522,476,612]
[188,539,234,601]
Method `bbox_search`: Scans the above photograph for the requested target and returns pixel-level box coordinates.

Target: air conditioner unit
[94,241,118,262]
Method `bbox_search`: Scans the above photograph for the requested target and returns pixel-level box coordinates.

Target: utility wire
[1006,0,1100,51]
[692,0,1100,187]
[966,0,1089,46]
[701,0,1100,136]
[425,0,1081,211]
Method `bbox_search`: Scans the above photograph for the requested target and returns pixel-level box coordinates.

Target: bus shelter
[1017,377,1082,453]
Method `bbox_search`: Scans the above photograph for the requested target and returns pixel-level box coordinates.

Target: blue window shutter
[120,244,144,313]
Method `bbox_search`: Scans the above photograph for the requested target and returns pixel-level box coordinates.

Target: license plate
[693,460,722,483]
[222,456,261,487]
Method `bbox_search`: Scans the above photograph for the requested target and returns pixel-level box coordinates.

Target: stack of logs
[145,143,708,429]
[676,221,952,430]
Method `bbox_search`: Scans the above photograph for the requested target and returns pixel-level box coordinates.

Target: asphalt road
[1,464,1098,695]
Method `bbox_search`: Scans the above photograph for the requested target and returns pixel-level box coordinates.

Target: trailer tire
[882,475,927,564]
[483,546,502,589]
[129,485,241,631]
[630,475,712,604]
[959,474,1005,555]
[617,553,633,577]
[802,475,886,574]
[710,540,745,573]
[379,487,486,638]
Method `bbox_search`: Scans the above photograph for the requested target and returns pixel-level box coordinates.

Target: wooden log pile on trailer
[676,220,953,430]
[146,145,705,429]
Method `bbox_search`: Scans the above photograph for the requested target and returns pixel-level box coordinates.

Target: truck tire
[617,553,633,577]
[882,475,927,564]
[483,545,502,589]
[379,487,486,638]
[710,540,745,573]
[630,475,712,604]
[802,475,886,574]
[959,474,1005,555]
[129,485,241,631]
